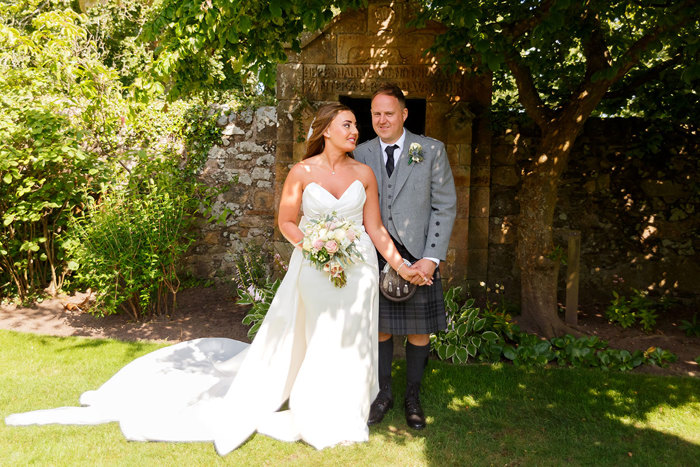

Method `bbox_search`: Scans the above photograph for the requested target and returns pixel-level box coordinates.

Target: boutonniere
[408,142,424,165]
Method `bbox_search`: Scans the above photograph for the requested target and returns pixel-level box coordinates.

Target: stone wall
[489,118,699,308]
[184,106,278,279]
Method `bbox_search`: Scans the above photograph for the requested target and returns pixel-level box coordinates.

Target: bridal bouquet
[301,212,363,288]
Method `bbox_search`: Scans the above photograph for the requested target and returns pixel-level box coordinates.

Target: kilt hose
[377,239,447,335]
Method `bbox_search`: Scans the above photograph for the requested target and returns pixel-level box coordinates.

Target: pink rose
[346,230,356,242]
[313,239,325,250]
[325,240,339,254]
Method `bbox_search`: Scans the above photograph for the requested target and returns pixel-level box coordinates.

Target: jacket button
[436,221,440,226]
[388,184,392,188]
[431,243,436,247]
[435,233,439,237]
[388,205,391,209]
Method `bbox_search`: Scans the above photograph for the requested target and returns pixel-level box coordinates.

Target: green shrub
[234,244,287,339]
[431,286,518,364]
[644,346,678,367]
[0,107,110,300]
[433,286,678,372]
[0,8,120,300]
[550,335,645,371]
[65,161,197,320]
[238,278,281,340]
[679,313,700,337]
[606,288,666,332]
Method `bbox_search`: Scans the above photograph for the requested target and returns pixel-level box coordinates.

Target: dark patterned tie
[385,144,398,178]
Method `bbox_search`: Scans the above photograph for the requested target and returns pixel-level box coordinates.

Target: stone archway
[275,0,492,284]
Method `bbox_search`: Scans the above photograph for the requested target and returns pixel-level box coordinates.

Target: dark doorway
[339,96,427,145]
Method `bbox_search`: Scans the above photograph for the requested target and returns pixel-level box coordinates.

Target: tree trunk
[516,122,582,338]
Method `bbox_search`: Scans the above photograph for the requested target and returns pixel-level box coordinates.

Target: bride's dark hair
[303,103,355,160]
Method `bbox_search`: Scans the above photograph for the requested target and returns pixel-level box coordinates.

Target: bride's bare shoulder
[289,157,320,176]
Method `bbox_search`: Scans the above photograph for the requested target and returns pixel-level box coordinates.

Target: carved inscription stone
[337,34,438,64]
[303,65,461,98]
[370,5,396,32]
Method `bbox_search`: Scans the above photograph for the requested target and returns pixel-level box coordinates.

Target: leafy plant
[550,335,646,371]
[606,288,664,332]
[238,278,281,340]
[432,287,678,372]
[0,8,122,300]
[234,243,287,339]
[431,286,510,364]
[644,347,678,368]
[233,243,275,292]
[503,333,555,368]
[65,162,198,320]
[0,107,108,300]
[679,313,700,338]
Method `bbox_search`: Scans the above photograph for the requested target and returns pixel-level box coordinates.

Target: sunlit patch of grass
[2,329,699,466]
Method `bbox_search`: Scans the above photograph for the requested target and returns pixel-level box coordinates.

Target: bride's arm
[361,170,430,284]
[278,164,306,249]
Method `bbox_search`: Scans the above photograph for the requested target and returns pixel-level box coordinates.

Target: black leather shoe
[404,385,426,430]
[368,390,393,425]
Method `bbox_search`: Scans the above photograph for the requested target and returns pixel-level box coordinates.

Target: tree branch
[604,53,683,100]
[611,4,694,84]
[582,12,612,80]
[505,52,553,128]
[564,0,694,124]
[502,0,556,41]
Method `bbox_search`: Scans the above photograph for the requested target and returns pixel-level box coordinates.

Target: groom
[354,83,456,429]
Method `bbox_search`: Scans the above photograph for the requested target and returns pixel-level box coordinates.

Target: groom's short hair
[372,83,406,108]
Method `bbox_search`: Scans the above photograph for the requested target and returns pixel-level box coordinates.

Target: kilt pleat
[377,240,447,335]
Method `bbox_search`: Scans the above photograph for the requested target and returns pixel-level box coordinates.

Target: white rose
[303,238,313,250]
[334,229,346,241]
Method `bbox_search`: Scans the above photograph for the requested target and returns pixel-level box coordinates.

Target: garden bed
[1,285,697,377]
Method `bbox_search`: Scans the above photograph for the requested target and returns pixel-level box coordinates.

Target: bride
[5,103,427,455]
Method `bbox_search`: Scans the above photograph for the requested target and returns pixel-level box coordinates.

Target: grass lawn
[2,329,699,466]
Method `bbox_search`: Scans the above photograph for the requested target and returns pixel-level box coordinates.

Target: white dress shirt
[379,129,407,169]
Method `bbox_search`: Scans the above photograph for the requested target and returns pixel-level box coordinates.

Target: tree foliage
[416,0,698,335]
[0,7,117,299]
[0,2,233,310]
[143,0,364,98]
[418,0,699,124]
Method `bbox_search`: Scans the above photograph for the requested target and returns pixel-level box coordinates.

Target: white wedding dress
[5,180,379,455]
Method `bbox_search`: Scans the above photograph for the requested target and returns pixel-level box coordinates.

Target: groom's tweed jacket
[355,129,457,262]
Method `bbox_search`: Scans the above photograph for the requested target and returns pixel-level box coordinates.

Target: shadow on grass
[15,331,161,363]
[371,361,700,466]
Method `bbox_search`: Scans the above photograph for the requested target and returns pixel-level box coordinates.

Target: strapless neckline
[305,180,363,201]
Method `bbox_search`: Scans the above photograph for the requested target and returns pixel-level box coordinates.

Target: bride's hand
[399,264,432,286]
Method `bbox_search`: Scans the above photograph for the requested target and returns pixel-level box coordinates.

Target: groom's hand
[411,259,437,286]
